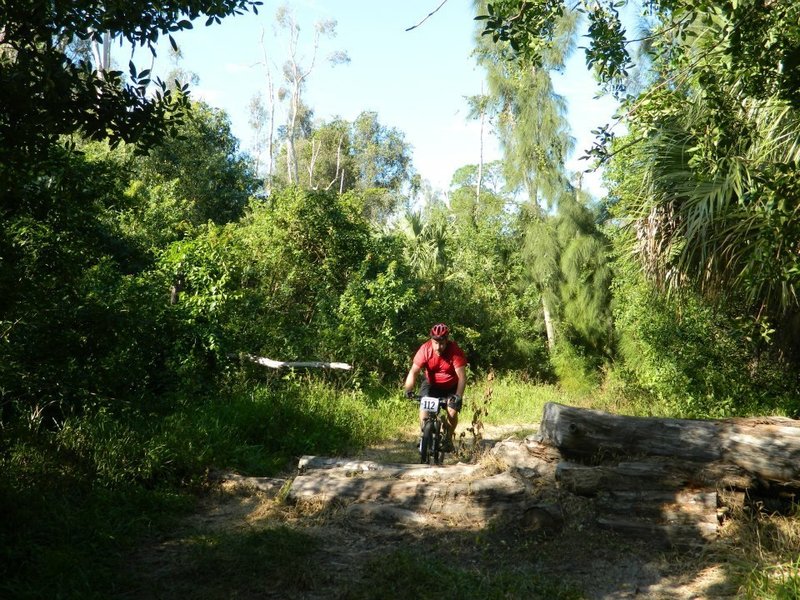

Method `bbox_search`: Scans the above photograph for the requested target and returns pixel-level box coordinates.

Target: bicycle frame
[417,395,450,465]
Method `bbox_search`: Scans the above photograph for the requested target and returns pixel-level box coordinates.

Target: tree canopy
[0,0,261,167]
[479,0,800,336]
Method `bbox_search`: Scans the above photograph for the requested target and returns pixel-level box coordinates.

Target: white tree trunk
[542,297,555,351]
[90,31,112,76]
[476,86,484,203]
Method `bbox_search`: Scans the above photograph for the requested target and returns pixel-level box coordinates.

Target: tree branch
[406,0,449,32]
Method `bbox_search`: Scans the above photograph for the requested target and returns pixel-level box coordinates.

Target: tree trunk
[542,297,555,351]
[476,87,484,203]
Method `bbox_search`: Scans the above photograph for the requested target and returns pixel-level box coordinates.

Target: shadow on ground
[122,425,747,600]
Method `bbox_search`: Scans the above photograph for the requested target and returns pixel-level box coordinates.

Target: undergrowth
[2,372,799,598]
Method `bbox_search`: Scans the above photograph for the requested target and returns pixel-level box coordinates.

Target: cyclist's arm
[455,365,466,397]
[404,363,422,394]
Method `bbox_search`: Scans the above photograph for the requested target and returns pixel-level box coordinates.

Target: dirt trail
[127,424,742,599]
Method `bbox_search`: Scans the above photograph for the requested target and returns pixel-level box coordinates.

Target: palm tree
[622,86,800,320]
[400,209,451,294]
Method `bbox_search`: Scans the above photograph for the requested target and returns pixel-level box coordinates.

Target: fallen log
[596,489,719,524]
[556,460,756,494]
[596,515,718,546]
[288,470,525,505]
[297,456,483,480]
[538,402,800,486]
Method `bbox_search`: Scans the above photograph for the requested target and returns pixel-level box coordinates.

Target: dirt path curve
[128,424,740,599]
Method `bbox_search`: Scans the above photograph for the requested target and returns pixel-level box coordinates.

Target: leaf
[169,34,178,52]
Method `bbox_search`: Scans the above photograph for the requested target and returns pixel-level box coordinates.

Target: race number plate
[419,396,439,411]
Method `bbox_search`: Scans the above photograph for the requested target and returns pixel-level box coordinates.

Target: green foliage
[550,342,602,396]
[0,434,190,600]
[477,372,565,424]
[333,253,421,380]
[520,190,614,373]
[742,557,800,600]
[220,187,371,361]
[480,1,800,353]
[0,0,267,159]
[476,0,566,63]
[273,110,414,225]
[130,102,257,226]
[158,223,241,379]
[0,379,410,597]
[474,3,576,200]
[0,147,178,422]
[610,266,799,418]
[350,111,414,192]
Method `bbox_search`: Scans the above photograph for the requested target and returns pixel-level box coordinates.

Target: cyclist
[403,323,467,451]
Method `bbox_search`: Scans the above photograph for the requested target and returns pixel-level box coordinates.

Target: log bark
[596,516,718,545]
[556,460,757,494]
[287,469,526,522]
[296,456,483,480]
[538,402,800,486]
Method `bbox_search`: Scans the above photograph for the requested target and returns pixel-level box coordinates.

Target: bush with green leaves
[218,187,373,363]
[0,147,184,423]
[611,267,798,418]
[332,248,424,381]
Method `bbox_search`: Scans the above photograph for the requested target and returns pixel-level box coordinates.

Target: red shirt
[413,340,467,388]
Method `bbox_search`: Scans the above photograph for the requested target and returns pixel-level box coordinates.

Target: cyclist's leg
[448,389,463,449]
[446,405,459,433]
[418,380,433,429]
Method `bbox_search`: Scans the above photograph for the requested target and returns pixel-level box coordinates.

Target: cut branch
[240,353,352,370]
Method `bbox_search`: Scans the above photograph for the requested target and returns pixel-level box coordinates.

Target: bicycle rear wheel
[420,420,435,464]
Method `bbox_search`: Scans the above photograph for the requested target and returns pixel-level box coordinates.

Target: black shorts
[419,380,461,412]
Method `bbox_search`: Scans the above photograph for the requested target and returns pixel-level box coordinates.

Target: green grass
[473,372,570,425]
[0,472,191,600]
[127,526,320,599]
[0,377,414,599]
[339,548,582,600]
[742,563,800,599]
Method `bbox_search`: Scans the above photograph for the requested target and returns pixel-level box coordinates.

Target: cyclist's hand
[405,390,415,400]
[448,394,462,409]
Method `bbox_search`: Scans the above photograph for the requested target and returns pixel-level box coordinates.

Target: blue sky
[130,0,617,197]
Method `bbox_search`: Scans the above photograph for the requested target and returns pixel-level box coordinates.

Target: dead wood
[538,402,800,486]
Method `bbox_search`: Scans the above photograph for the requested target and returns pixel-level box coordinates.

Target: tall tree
[473,0,580,352]
[272,4,349,185]
[479,0,800,330]
[473,0,577,205]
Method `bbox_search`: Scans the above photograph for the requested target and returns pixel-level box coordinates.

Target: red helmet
[430,323,449,340]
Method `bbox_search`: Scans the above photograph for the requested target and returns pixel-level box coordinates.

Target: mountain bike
[413,395,452,465]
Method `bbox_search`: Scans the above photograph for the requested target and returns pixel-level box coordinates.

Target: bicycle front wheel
[420,420,435,464]
[435,421,448,465]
